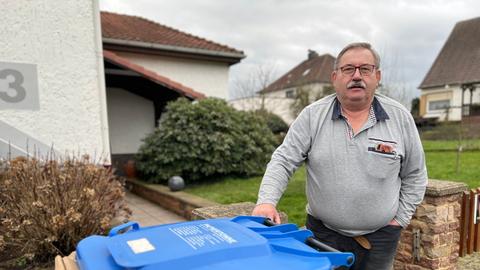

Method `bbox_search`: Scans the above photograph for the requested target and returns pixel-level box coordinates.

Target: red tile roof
[101,12,244,59]
[419,17,480,89]
[262,52,335,93]
[103,50,205,100]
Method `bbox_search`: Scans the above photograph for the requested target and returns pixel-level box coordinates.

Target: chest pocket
[366,151,401,179]
[365,138,402,180]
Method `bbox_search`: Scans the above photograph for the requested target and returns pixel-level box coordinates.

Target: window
[428,99,450,111]
[286,90,295,98]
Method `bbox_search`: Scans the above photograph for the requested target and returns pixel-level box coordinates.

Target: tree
[231,63,278,111]
[230,63,295,124]
[376,47,413,108]
[377,82,410,108]
[290,85,334,118]
[411,97,420,117]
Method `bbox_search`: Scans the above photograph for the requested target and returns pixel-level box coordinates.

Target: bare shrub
[0,155,130,263]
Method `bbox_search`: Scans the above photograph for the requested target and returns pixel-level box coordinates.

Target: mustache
[347,81,366,89]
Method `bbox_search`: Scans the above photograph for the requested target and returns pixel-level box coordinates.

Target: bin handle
[264,218,342,253]
[263,218,277,227]
[306,237,354,265]
[108,221,140,236]
[263,218,353,265]
[305,236,340,253]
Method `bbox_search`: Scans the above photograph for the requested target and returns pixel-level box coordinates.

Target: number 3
[0,69,26,103]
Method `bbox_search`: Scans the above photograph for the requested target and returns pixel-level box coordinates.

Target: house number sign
[0,61,39,110]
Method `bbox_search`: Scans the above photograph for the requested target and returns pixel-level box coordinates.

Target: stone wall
[191,202,288,223]
[126,178,219,220]
[395,179,467,270]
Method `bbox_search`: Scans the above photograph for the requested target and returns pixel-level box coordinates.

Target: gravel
[457,252,480,269]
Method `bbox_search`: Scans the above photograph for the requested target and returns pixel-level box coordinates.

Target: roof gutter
[419,81,480,90]
[103,38,246,61]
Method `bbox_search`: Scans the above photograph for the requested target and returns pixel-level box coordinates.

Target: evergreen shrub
[136,98,277,183]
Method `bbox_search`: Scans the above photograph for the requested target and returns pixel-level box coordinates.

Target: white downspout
[92,0,111,164]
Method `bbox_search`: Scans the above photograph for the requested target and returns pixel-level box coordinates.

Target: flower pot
[124,160,136,178]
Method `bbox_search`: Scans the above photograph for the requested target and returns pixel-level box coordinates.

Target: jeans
[306,215,402,270]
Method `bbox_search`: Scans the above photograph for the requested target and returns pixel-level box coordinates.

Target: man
[252,42,427,270]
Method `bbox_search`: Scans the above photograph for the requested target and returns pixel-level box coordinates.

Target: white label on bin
[169,224,237,250]
[127,238,155,254]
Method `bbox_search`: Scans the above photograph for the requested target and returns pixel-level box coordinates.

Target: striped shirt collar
[331,96,390,121]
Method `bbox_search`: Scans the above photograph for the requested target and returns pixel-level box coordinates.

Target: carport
[103,50,205,173]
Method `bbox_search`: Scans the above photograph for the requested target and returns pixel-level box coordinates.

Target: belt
[307,215,371,250]
[353,236,371,250]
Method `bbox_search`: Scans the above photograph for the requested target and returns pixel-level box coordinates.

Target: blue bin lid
[77,216,354,270]
[107,218,271,268]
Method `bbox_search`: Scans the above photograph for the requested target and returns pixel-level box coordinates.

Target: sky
[99,0,480,103]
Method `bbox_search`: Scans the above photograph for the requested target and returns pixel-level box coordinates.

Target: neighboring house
[0,1,245,172]
[419,17,480,121]
[230,50,334,124]
[100,12,245,169]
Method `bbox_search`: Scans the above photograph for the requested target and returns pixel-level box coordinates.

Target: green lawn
[422,139,480,151]
[185,140,480,226]
[186,170,308,226]
[426,151,480,187]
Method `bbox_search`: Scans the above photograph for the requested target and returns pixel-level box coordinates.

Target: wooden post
[460,190,470,257]
[461,84,467,120]
[468,189,477,254]
[475,188,480,252]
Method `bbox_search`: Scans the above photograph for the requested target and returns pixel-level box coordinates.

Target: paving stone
[125,192,186,227]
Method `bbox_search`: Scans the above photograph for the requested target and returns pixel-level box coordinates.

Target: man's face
[331,48,381,107]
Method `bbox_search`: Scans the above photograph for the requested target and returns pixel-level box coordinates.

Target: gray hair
[333,42,381,70]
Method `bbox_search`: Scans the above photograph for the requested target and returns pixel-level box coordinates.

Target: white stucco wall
[113,51,230,99]
[0,0,110,160]
[422,88,456,121]
[264,83,328,100]
[229,96,295,124]
[107,88,155,154]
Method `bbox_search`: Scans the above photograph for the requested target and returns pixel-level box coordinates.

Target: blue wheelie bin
[76,216,354,269]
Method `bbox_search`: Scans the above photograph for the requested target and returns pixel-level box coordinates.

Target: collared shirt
[257,94,427,236]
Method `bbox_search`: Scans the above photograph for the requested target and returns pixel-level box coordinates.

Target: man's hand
[252,203,281,224]
[388,219,401,227]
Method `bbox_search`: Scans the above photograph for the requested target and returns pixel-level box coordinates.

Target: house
[230,50,334,124]
[0,0,244,171]
[101,12,244,100]
[1,0,109,160]
[419,17,480,121]
[100,12,245,169]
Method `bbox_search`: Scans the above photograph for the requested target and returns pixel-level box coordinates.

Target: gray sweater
[257,94,427,236]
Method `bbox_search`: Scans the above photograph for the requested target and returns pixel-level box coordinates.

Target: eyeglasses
[338,64,376,76]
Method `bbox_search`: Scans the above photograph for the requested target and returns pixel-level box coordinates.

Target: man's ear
[331,71,337,83]
[375,69,381,82]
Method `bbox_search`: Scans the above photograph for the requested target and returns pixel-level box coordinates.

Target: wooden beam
[460,190,470,257]
[468,189,477,254]
[475,188,480,252]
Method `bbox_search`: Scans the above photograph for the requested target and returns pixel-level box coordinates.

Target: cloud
[100,0,480,101]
